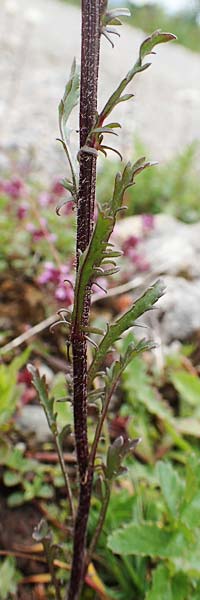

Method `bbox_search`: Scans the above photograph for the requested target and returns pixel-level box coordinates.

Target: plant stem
[85,482,111,573]
[67,2,101,599]
[55,434,75,521]
[43,538,62,600]
[88,370,123,472]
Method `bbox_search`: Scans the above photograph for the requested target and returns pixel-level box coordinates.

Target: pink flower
[18,368,33,386]
[26,223,45,241]
[63,200,74,214]
[133,252,149,272]
[38,192,54,207]
[4,177,25,199]
[37,261,74,305]
[16,202,28,220]
[55,284,73,305]
[122,235,149,272]
[122,235,139,257]
[38,262,60,285]
[51,179,65,196]
[142,213,155,232]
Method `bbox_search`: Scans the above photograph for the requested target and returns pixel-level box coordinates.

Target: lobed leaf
[99,30,176,121]
[102,339,155,408]
[72,158,154,327]
[87,280,165,387]
[105,435,141,481]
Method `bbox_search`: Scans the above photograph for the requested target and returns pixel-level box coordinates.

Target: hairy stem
[67,2,101,599]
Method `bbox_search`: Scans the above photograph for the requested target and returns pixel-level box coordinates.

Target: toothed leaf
[106,436,141,480]
[99,30,176,121]
[87,281,165,386]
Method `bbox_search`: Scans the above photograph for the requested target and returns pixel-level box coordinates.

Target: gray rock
[1,0,200,177]
[115,215,200,343]
[17,405,52,442]
[147,276,200,343]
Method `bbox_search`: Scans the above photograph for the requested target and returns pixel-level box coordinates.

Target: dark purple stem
[67,2,101,599]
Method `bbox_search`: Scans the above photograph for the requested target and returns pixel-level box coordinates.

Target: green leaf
[27,364,56,433]
[140,31,176,61]
[171,573,189,600]
[176,417,200,438]
[0,347,31,426]
[156,461,184,518]
[0,438,10,465]
[73,158,154,328]
[123,355,173,422]
[7,491,25,507]
[107,521,186,558]
[88,281,165,386]
[145,565,172,600]
[72,207,115,326]
[181,492,200,529]
[99,30,176,121]
[58,58,80,131]
[102,7,131,27]
[38,483,54,499]
[0,557,21,599]
[106,436,140,480]
[171,534,200,577]
[3,470,22,487]
[98,339,156,416]
[146,569,188,600]
[170,370,200,407]
[33,518,51,542]
[104,339,155,392]
[179,454,200,528]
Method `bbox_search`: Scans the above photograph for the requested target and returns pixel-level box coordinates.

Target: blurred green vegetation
[97,141,200,222]
[129,2,200,54]
[2,331,200,598]
[61,0,200,54]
